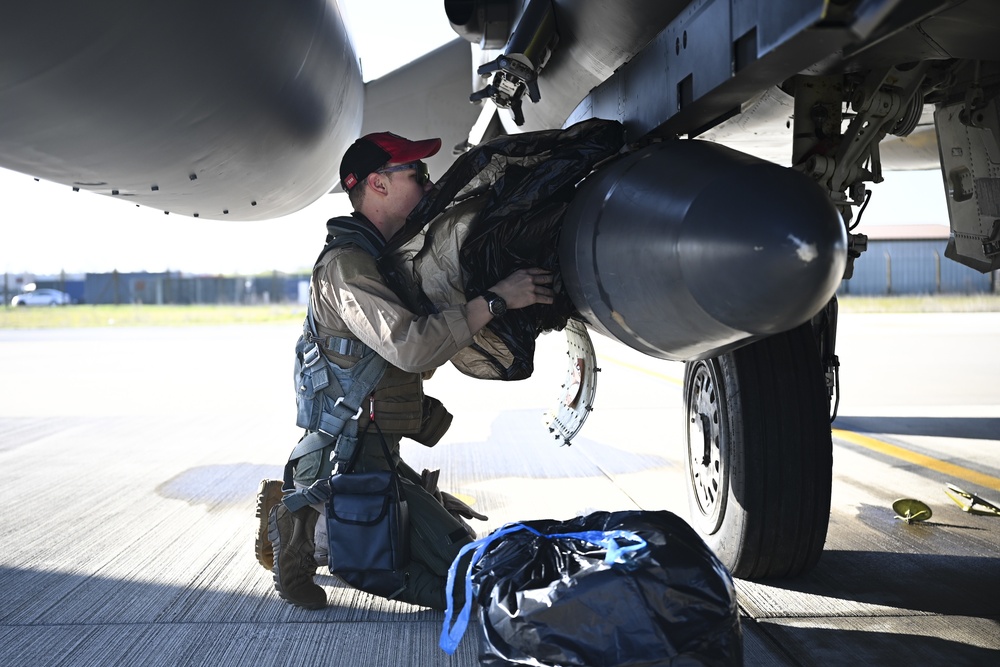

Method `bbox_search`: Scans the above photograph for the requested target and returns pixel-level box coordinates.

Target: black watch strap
[483,290,507,317]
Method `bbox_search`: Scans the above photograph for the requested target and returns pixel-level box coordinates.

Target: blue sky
[0,1,948,277]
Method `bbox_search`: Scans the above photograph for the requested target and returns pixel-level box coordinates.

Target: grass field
[835,294,1000,313]
[0,304,306,329]
[1,294,998,329]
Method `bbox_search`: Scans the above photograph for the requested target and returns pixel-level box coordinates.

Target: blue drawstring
[438,523,647,654]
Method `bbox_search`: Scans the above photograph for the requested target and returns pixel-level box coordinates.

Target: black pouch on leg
[327,424,410,599]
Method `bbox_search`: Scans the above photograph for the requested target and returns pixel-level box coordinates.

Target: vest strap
[307,333,370,359]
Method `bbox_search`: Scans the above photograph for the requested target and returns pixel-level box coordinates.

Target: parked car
[10,288,73,306]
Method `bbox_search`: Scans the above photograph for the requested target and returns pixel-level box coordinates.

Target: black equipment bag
[326,424,410,599]
[440,510,742,666]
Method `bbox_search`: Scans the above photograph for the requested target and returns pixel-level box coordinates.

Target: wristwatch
[483,290,507,317]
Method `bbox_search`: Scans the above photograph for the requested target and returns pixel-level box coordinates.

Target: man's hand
[491,268,555,310]
[466,268,556,333]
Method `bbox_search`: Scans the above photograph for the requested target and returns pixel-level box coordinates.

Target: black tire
[683,322,832,580]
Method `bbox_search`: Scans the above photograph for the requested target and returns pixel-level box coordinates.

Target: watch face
[487,292,506,316]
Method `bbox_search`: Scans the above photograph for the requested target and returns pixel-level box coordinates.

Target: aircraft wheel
[683,321,832,580]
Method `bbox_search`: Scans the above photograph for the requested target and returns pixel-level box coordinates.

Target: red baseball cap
[339,132,442,191]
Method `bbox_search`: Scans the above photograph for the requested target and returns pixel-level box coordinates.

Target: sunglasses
[376,161,431,186]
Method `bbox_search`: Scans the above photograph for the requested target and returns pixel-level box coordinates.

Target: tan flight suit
[293,229,476,610]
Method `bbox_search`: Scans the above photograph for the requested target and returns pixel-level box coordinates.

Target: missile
[559,140,847,361]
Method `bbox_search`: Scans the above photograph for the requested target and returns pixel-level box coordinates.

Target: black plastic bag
[382,119,626,381]
[440,510,742,666]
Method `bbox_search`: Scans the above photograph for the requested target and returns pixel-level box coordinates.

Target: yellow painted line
[597,353,684,387]
[834,428,1000,492]
[450,492,478,507]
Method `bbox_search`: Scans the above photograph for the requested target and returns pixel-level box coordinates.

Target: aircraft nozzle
[560,140,847,361]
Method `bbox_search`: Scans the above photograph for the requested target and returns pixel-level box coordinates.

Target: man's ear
[366,171,388,195]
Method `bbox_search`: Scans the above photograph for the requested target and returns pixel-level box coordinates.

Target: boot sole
[254,479,283,570]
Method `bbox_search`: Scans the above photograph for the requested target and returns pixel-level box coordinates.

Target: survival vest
[284,215,391,488]
[284,213,455,491]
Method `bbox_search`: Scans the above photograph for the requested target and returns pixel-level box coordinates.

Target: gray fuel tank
[559,140,847,361]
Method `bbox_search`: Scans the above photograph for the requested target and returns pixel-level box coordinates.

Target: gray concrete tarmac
[0,312,998,666]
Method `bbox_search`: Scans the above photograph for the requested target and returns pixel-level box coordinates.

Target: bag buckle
[302,342,323,368]
[334,396,363,420]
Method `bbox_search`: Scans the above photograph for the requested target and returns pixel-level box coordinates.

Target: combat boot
[254,479,284,570]
[269,503,327,609]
